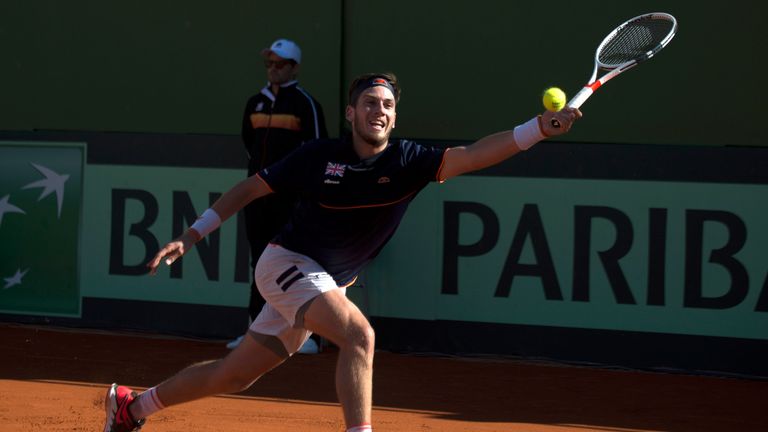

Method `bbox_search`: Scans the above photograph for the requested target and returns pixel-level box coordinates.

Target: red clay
[0,323,765,431]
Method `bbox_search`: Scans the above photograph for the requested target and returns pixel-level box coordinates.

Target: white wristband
[513,116,547,151]
[190,208,221,238]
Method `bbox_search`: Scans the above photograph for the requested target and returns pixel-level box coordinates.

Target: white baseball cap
[261,38,302,64]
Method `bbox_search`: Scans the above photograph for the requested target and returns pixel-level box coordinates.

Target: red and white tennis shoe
[104,383,145,432]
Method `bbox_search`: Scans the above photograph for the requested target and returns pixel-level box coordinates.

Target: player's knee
[361,325,376,357]
[346,322,375,358]
[211,359,260,393]
[221,370,259,393]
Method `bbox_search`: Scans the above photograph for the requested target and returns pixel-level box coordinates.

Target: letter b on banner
[110,188,159,276]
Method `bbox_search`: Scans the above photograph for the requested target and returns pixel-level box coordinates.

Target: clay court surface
[0,323,765,431]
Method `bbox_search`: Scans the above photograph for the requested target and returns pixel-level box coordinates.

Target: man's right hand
[147,229,201,275]
[541,107,582,137]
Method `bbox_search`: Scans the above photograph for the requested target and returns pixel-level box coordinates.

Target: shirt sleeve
[402,140,447,183]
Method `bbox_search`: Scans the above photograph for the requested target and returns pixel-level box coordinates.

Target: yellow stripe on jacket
[250,113,301,131]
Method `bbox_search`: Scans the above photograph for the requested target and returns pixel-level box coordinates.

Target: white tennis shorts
[249,243,345,354]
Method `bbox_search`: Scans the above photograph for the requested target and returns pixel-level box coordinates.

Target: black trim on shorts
[276,265,304,291]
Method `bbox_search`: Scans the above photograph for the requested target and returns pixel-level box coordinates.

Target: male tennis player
[103,72,581,432]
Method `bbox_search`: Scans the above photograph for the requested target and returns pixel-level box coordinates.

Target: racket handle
[551,86,593,128]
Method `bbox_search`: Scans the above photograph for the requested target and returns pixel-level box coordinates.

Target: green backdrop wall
[2,0,767,146]
[0,0,343,136]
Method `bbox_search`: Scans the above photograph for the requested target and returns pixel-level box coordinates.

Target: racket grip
[551,86,593,128]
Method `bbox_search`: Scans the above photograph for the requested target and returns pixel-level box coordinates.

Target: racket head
[595,12,678,69]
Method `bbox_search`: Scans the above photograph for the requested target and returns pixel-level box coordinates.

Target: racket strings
[599,18,675,66]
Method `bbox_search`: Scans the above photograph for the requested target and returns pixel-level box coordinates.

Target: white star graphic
[0,195,26,228]
[22,163,70,218]
[3,268,29,290]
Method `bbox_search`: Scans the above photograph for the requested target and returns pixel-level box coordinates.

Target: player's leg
[104,331,288,431]
[153,330,287,406]
[302,289,375,429]
[253,244,373,429]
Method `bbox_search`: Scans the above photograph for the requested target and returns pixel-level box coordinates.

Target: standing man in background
[228,38,328,352]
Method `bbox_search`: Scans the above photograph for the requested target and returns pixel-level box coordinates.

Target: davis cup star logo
[1,162,69,293]
[3,268,29,290]
[23,163,70,218]
[0,144,82,316]
[325,162,347,177]
[0,195,25,227]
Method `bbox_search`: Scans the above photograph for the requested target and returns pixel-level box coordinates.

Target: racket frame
[566,12,678,109]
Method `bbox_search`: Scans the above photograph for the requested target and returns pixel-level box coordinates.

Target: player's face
[264,53,298,85]
[347,86,397,147]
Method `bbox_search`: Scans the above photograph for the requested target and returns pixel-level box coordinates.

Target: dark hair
[347,72,400,106]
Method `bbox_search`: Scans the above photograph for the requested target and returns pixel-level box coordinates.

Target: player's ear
[345,105,354,122]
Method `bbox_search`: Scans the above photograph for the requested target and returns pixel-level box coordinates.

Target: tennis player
[103,72,581,432]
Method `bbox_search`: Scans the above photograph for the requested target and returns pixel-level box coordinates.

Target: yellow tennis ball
[542,87,567,112]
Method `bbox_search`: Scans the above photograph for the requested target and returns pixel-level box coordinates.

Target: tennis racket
[552,12,678,127]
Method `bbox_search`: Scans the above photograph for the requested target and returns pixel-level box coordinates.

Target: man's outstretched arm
[439,108,581,181]
[147,174,273,274]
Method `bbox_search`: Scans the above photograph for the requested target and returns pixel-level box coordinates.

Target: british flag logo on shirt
[325,162,346,177]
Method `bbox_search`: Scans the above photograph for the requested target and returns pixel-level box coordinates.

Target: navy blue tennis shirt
[259,135,446,286]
